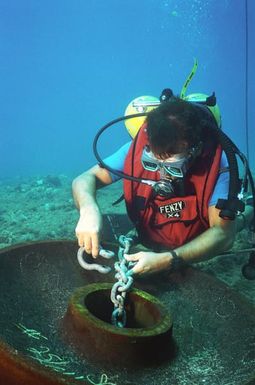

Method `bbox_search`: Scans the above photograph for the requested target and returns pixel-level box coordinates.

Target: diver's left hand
[124,251,172,276]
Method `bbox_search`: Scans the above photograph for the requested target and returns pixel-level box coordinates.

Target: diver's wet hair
[146,97,216,157]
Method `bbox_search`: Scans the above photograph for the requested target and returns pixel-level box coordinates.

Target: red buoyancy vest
[123,124,223,249]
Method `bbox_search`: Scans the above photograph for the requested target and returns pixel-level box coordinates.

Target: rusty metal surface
[0,214,255,385]
[63,283,174,367]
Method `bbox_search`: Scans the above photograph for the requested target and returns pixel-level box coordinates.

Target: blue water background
[0,0,254,178]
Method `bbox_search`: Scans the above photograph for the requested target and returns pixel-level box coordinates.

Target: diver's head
[144,98,207,178]
[139,97,216,198]
[145,97,204,157]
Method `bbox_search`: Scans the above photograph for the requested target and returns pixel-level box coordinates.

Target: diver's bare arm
[72,165,112,210]
[173,206,237,263]
[72,165,112,254]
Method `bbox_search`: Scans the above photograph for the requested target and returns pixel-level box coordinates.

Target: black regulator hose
[93,112,151,184]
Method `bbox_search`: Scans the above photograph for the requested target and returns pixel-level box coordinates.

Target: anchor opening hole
[84,289,162,329]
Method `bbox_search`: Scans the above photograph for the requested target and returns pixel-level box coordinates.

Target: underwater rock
[45,175,62,187]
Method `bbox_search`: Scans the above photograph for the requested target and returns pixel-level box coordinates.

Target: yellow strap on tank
[180,58,198,99]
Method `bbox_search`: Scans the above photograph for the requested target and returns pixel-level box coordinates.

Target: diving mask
[141,146,190,178]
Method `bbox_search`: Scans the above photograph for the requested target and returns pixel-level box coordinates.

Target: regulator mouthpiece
[153,179,176,198]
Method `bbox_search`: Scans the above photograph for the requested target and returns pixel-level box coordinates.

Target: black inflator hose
[207,127,244,219]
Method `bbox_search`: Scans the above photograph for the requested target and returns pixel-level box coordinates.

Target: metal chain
[76,235,136,328]
[110,235,136,328]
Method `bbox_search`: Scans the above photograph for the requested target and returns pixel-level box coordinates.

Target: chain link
[110,235,136,327]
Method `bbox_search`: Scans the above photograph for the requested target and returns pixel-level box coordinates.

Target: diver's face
[153,152,189,180]
[141,147,189,180]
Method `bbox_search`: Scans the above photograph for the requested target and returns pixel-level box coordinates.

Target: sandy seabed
[0,174,254,306]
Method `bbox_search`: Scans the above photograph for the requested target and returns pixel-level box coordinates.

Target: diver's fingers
[125,252,151,276]
[77,235,84,248]
[84,236,92,255]
[124,253,140,262]
[77,233,87,248]
[126,260,143,276]
[91,233,100,258]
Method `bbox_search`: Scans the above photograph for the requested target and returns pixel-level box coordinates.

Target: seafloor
[1,174,255,385]
[0,173,254,306]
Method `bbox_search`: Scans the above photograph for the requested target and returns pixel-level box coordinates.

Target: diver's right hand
[75,206,103,258]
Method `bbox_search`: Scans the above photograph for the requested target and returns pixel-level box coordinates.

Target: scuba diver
[72,63,254,277]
